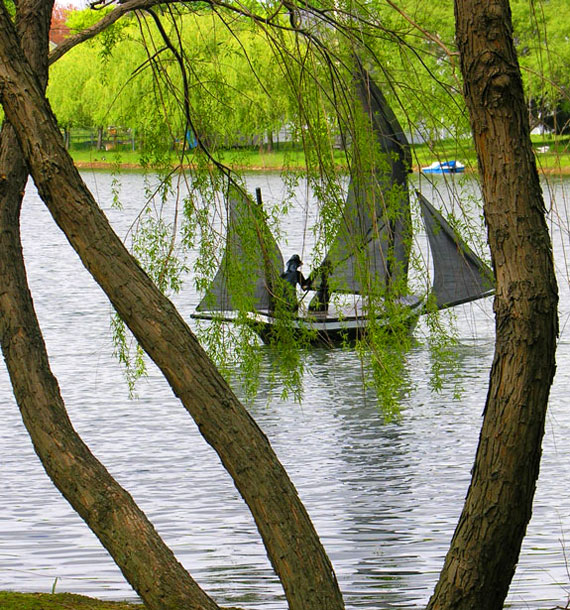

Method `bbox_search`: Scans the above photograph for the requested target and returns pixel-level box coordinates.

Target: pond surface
[1,171,570,609]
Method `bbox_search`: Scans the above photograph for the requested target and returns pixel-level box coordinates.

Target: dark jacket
[281,255,310,310]
[308,261,331,312]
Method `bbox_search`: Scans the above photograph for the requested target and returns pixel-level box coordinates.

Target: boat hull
[252,310,420,347]
[192,296,423,348]
[421,160,465,174]
[422,168,465,174]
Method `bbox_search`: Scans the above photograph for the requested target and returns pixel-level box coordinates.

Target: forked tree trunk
[0,7,344,610]
[0,4,221,610]
[427,1,558,608]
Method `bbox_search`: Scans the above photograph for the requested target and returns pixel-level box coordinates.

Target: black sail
[196,187,284,312]
[320,59,412,296]
[418,191,494,309]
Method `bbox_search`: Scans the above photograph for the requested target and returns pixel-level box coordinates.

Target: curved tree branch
[427,1,558,606]
[48,0,178,64]
[1,3,224,610]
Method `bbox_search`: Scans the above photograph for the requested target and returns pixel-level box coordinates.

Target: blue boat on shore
[421,160,465,174]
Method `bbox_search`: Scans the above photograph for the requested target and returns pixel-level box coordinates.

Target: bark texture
[428,2,558,609]
[0,242,221,610]
[0,4,221,610]
[0,6,343,610]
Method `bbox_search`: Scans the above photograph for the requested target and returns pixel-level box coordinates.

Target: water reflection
[0,172,569,609]
[257,345,491,609]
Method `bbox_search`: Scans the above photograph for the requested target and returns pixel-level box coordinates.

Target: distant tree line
[47,0,570,159]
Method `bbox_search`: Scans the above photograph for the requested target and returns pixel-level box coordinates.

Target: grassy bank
[68,135,570,173]
[70,146,313,171]
[0,592,144,610]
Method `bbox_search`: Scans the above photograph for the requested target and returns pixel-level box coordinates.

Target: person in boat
[308,260,332,313]
[280,254,311,311]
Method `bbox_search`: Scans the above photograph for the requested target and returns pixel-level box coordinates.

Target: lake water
[1,171,570,609]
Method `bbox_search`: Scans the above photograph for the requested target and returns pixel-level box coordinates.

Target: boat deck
[192,294,423,347]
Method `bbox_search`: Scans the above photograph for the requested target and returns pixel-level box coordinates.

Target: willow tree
[427,0,558,607]
[0,2,559,610]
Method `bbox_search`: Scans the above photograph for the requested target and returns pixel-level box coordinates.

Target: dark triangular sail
[316,59,412,297]
[196,187,284,312]
[322,180,390,293]
[418,191,494,309]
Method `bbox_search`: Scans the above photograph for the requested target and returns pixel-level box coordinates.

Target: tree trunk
[428,2,558,608]
[0,207,222,610]
[0,4,222,610]
[0,7,344,610]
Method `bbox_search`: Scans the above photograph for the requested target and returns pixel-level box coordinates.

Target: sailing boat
[192,64,494,346]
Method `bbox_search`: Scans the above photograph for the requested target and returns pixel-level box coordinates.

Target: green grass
[412,134,570,171]
[67,135,570,173]
[68,144,313,171]
[0,592,143,610]
[412,139,476,167]
[530,133,570,171]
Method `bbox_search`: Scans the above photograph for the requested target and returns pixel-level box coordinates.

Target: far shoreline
[73,160,570,175]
